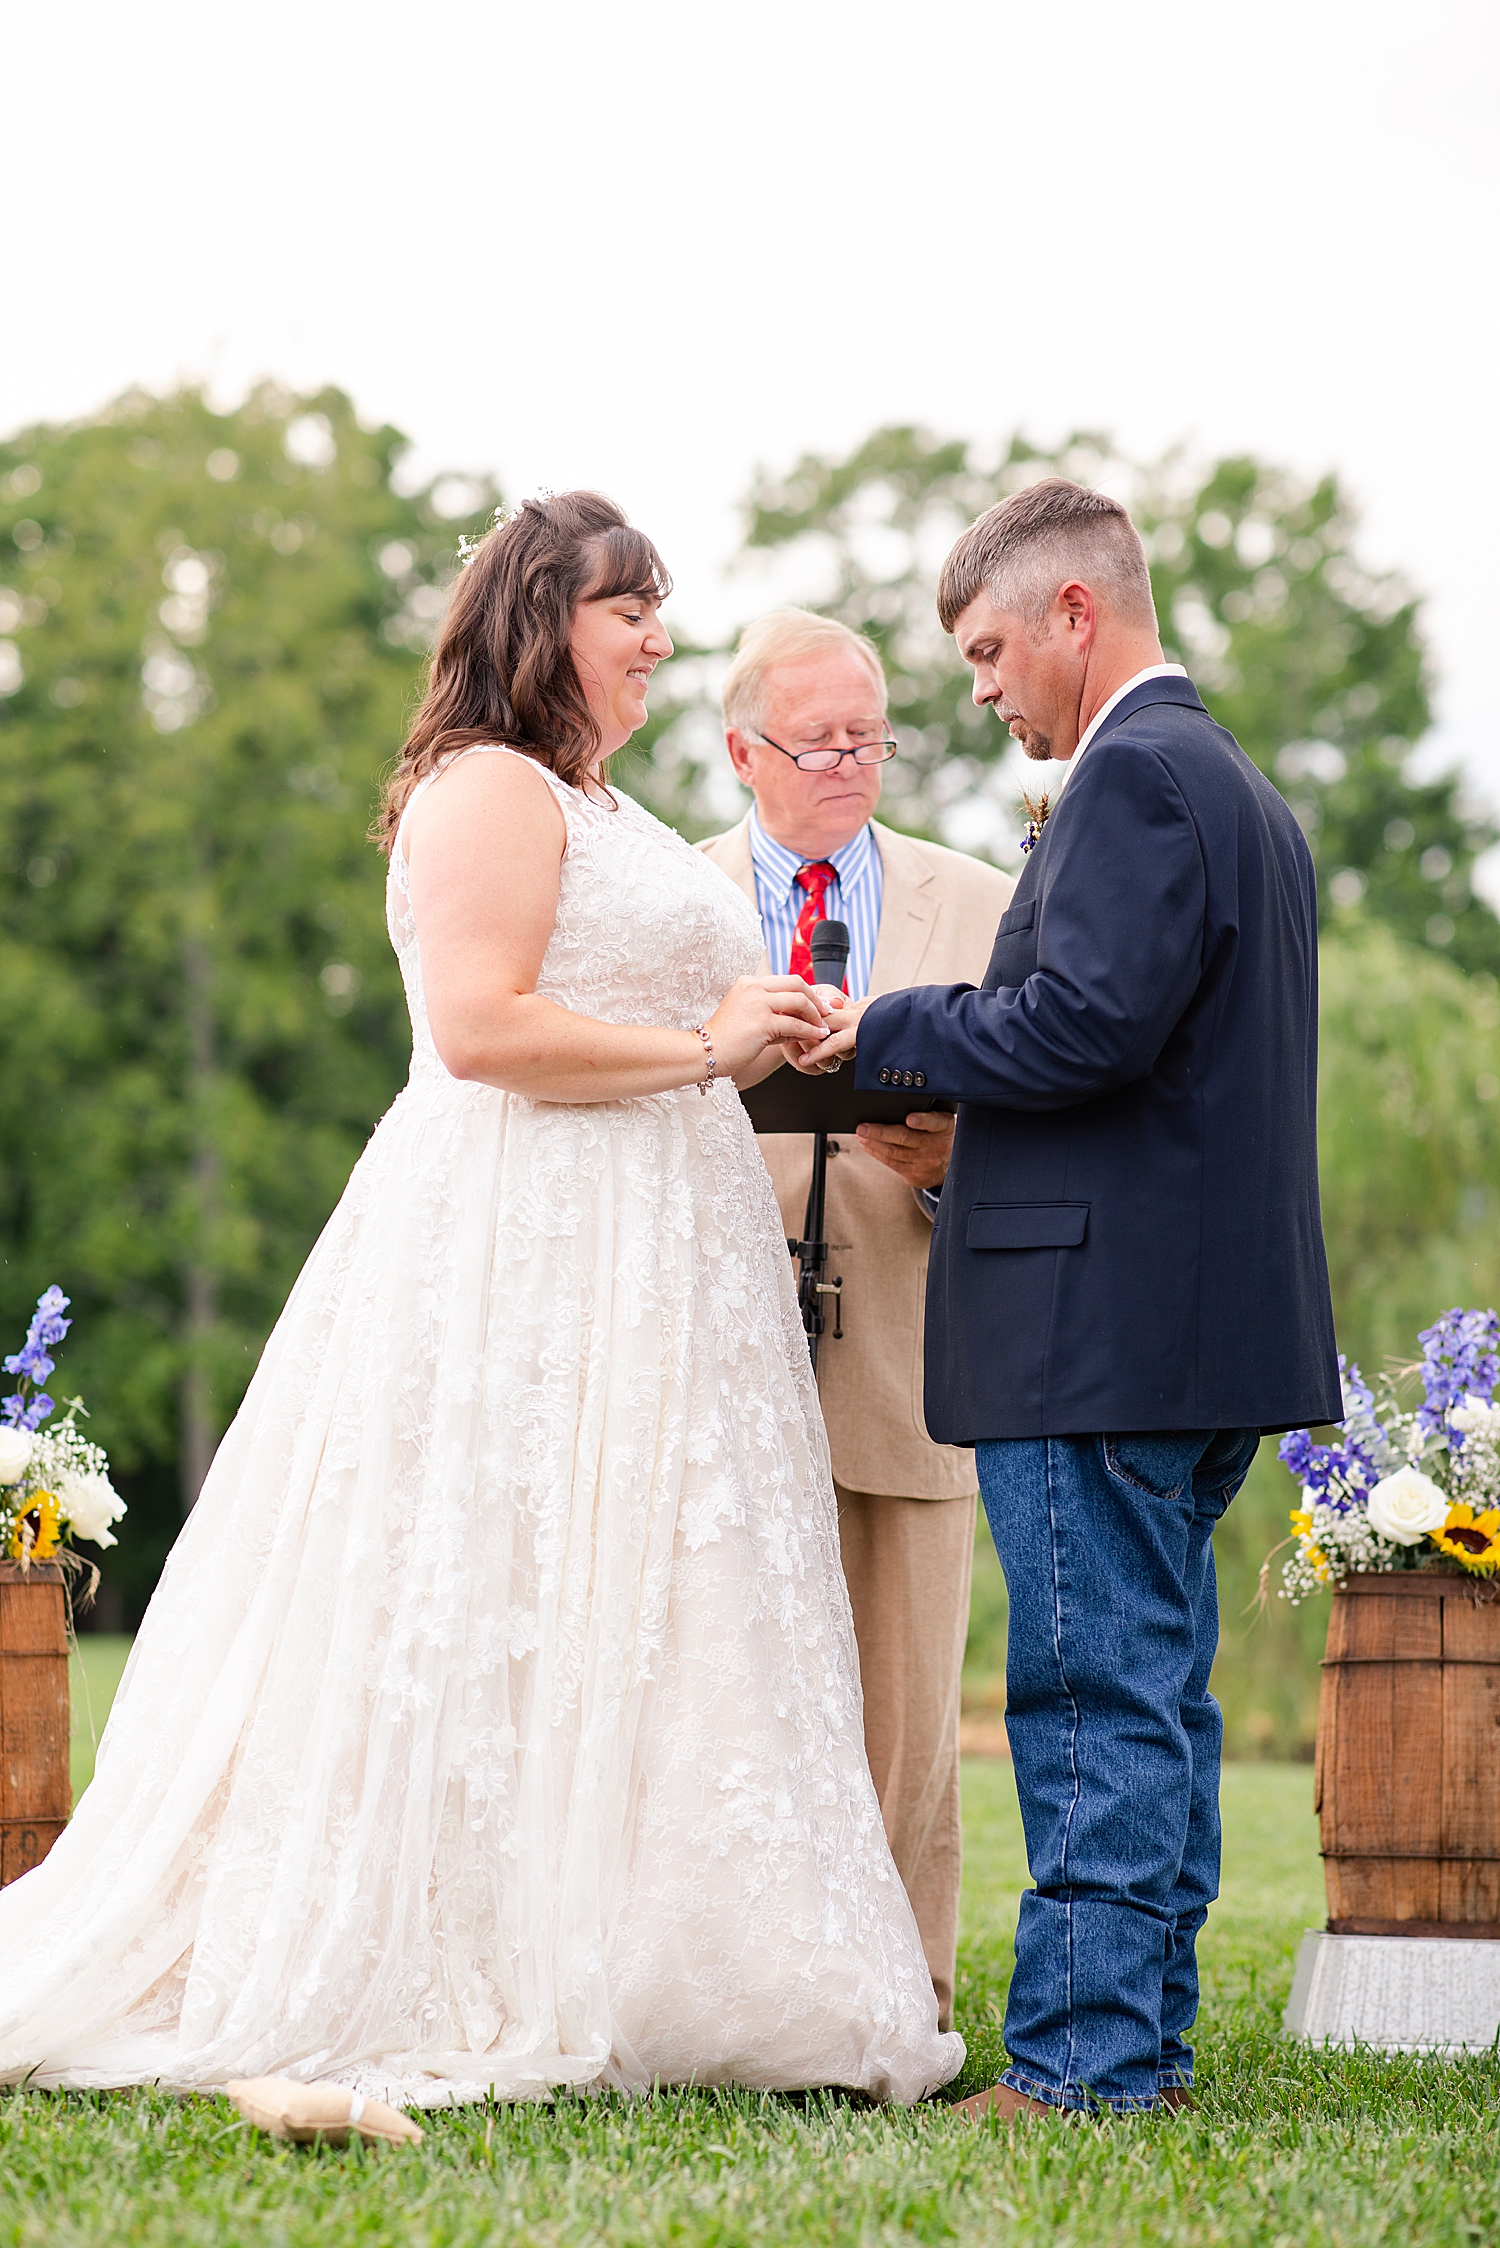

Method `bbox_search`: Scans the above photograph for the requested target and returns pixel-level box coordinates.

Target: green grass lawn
[7,1667,1500,2245]
[68,1634,133,1799]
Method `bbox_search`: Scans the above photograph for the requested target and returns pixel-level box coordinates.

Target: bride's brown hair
[375,491,671,851]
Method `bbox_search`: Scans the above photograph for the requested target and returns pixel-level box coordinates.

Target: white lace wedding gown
[0,749,963,2109]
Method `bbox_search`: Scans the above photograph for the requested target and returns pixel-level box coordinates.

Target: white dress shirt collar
[1072,664,1189,764]
[747,807,876,898]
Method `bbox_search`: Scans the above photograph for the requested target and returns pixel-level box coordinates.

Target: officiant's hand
[855,1110,955,1190]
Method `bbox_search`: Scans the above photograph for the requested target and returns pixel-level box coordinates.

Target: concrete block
[1284,1930,1500,2054]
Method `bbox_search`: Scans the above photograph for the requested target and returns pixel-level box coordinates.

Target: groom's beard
[1001,705,1053,762]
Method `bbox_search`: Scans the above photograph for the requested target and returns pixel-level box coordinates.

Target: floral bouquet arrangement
[1277,1307,1500,1602]
[0,1286,126,1577]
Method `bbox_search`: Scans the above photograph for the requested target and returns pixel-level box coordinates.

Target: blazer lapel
[866,822,941,999]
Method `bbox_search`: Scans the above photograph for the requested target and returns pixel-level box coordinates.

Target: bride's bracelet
[691,1024,716,1095]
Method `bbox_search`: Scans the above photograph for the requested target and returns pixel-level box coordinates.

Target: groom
[802,478,1340,2117]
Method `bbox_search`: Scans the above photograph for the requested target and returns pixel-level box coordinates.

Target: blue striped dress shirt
[747,811,884,999]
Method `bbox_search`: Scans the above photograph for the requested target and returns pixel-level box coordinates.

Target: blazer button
[878,1068,891,1084]
[914,1072,926,1088]
[902,1070,914,1087]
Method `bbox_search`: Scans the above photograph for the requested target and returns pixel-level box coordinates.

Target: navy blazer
[857,675,1340,1442]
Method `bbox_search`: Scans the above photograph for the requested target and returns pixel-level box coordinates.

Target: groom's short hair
[937,479,1157,636]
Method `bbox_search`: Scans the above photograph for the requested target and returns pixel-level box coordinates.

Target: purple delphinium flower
[1277,1430,1372,1513]
[1279,1356,1387,1510]
[1417,1307,1500,1442]
[29,1287,70,1349]
[1278,1426,1322,1486]
[0,1286,71,1435]
[3,1342,54,1384]
[0,1389,49,1429]
[1338,1356,1393,1472]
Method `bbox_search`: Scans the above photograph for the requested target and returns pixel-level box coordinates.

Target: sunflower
[8,1488,62,1563]
[1434,1501,1500,1574]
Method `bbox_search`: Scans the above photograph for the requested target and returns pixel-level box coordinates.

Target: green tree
[725,428,1499,971]
[0,385,495,1613]
[1316,924,1500,1368]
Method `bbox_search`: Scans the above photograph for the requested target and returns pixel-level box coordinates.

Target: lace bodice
[387,747,764,1085]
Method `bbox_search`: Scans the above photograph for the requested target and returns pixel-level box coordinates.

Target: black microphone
[808,918,850,990]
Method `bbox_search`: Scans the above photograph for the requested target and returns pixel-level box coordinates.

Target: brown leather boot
[953,2082,1081,2123]
[1155,2084,1198,2113]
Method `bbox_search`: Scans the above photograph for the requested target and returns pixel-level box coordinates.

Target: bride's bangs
[587,525,672,607]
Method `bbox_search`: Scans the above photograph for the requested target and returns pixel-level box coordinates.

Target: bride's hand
[705,976,830,1078]
[787,994,868,1073]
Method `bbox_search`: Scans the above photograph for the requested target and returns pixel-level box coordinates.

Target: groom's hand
[855,1110,955,1190]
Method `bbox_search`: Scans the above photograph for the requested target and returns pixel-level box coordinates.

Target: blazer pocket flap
[996,899,1035,935]
[966,1201,1089,1250]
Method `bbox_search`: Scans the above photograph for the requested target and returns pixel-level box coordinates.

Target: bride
[0,492,964,2111]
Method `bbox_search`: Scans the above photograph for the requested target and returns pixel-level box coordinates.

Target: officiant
[699,610,1012,2027]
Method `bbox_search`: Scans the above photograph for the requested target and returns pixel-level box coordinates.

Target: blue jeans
[975,1428,1259,2113]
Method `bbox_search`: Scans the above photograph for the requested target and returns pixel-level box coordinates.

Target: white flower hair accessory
[456,495,555,565]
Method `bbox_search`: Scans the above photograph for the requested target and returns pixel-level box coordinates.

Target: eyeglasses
[753,731,899,773]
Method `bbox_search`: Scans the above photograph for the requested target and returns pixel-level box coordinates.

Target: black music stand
[741,1068,944,1373]
[738,920,945,1373]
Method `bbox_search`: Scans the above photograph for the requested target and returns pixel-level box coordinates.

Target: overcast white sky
[6,0,1498,815]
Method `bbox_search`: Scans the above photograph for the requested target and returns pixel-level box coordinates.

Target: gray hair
[722,608,887,737]
[936,477,1157,635]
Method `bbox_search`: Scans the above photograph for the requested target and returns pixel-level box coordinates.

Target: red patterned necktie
[788,861,847,990]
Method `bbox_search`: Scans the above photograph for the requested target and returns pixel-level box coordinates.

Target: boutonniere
[1019,792,1053,855]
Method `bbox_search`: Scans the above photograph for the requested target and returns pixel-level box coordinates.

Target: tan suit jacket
[699,815,1015,1499]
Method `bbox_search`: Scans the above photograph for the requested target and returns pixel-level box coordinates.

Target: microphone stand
[791,920,850,1376]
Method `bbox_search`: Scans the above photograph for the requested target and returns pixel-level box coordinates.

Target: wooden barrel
[0,1560,70,1884]
[1317,1571,1500,1936]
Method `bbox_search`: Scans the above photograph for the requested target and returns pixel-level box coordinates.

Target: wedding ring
[825,1059,843,1074]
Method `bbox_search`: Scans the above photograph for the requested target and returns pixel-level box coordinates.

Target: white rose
[55,1468,126,1548]
[1366,1465,1449,1546]
[0,1427,34,1485]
